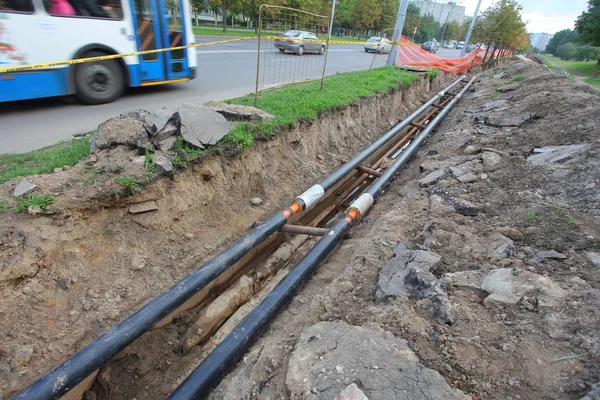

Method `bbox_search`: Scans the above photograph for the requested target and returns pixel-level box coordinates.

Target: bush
[556,43,577,60]
[574,45,600,62]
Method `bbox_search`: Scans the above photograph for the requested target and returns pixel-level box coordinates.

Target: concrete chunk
[179,103,232,149]
[457,172,479,183]
[419,168,446,187]
[13,180,37,197]
[129,200,159,214]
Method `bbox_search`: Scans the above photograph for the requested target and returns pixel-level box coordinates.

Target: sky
[459,0,590,34]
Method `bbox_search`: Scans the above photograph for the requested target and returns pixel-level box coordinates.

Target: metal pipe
[168,77,476,400]
[253,221,353,238]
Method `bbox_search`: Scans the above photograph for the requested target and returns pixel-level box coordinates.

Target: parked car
[364,37,392,53]
[421,41,439,53]
[456,41,465,49]
[274,30,326,55]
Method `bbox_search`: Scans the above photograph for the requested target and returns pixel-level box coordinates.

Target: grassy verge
[223,67,418,148]
[0,136,91,184]
[0,68,417,184]
[192,26,367,43]
[544,55,600,92]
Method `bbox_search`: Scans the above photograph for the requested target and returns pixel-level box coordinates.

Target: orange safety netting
[396,35,488,74]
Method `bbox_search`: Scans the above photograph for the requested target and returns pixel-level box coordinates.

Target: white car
[364,37,392,54]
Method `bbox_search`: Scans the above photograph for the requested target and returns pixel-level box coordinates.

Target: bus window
[0,0,34,13]
[43,0,123,19]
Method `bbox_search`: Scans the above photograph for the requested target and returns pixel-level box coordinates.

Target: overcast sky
[459,0,590,34]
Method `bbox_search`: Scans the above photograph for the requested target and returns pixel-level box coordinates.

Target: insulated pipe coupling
[347,193,374,221]
[295,184,325,210]
[437,91,445,98]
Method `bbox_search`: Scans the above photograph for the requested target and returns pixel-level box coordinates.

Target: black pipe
[168,218,352,400]
[317,75,465,192]
[12,212,288,400]
[168,77,476,400]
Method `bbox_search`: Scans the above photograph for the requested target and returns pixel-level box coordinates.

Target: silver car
[274,30,326,55]
[364,37,392,53]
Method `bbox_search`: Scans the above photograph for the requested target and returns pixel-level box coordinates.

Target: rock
[449,166,464,177]
[90,116,151,153]
[122,109,174,137]
[286,322,470,399]
[13,180,37,197]
[419,168,446,187]
[484,113,532,128]
[497,83,520,92]
[10,346,34,370]
[527,144,590,164]
[178,103,232,149]
[376,250,452,323]
[454,159,482,174]
[53,167,63,173]
[203,101,274,122]
[585,252,600,267]
[444,268,568,308]
[493,72,506,80]
[249,197,263,206]
[481,151,502,172]
[184,233,194,239]
[480,173,488,179]
[130,253,146,271]
[466,100,508,113]
[85,155,98,166]
[335,384,368,400]
[429,187,480,216]
[536,250,566,260]
[150,111,181,142]
[154,154,174,173]
[579,381,600,400]
[457,172,479,184]
[463,146,477,155]
[488,237,515,259]
[497,226,524,241]
[156,136,178,151]
[393,241,408,255]
[128,200,159,214]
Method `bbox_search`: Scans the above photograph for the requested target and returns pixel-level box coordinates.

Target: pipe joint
[347,193,374,222]
[295,185,325,210]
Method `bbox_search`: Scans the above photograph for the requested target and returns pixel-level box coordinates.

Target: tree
[546,29,577,55]
[402,3,420,39]
[576,0,600,64]
[440,21,460,43]
[378,0,399,31]
[190,0,206,25]
[556,42,577,59]
[350,0,382,32]
[416,14,440,43]
[209,0,239,32]
[574,45,600,61]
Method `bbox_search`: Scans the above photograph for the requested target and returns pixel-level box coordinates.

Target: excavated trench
[0,73,458,399]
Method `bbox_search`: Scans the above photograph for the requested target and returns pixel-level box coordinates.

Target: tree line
[541,0,600,65]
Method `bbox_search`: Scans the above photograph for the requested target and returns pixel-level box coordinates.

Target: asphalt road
[0,38,461,154]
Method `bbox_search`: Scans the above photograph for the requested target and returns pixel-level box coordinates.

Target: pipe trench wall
[1,72,454,398]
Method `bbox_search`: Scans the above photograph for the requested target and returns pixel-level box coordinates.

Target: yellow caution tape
[0,35,395,74]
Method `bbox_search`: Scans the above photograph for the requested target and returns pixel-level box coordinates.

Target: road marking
[195,49,367,54]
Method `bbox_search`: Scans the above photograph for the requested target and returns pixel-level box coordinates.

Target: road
[0,38,461,154]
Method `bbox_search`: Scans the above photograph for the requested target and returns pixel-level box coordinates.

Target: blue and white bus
[0,0,197,104]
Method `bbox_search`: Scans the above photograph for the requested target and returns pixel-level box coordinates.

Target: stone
[463,146,477,155]
[154,154,174,173]
[156,136,178,151]
[10,346,34,370]
[85,155,98,165]
[428,187,480,216]
[497,226,524,241]
[393,241,408,255]
[286,322,470,400]
[128,200,159,214]
[488,238,515,259]
[90,116,151,153]
[419,168,446,187]
[179,103,232,149]
[481,173,488,179]
[376,250,452,323]
[536,250,566,260]
[481,151,502,172]
[13,179,37,197]
[497,83,520,92]
[444,268,568,308]
[250,197,264,206]
[335,384,368,400]
[130,253,146,271]
[484,113,532,128]
[449,166,464,177]
[203,101,274,122]
[466,100,508,113]
[527,145,590,164]
[457,172,479,184]
[579,381,600,400]
[585,252,600,267]
[493,72,506,80]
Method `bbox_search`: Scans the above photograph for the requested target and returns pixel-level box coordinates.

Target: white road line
[195,49,365,54]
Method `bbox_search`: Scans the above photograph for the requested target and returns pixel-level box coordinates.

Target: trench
[5,72,464,400]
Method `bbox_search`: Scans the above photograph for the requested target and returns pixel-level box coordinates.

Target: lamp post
[386,0,409,66]
[461,0,482,56]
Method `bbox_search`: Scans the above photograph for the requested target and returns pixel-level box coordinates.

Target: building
[409,0,466,25]
[530,33,554,51]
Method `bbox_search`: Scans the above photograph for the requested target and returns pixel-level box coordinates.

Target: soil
[0,73,452,399]
[2,60,599,400]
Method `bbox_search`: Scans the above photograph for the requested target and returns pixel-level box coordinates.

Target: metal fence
[254,5,330,105]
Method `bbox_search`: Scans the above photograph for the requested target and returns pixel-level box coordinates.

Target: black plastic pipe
[13,75,467,400]
[168,77,475,400]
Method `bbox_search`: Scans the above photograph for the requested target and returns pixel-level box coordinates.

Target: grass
[0,199,5,213]
[544,55,600,91]
[14,193,56,213]
[192,26,369,43]
[512,74,525,82]
[527,211,537,220]
[0,135,91,184]
[115,176,142,196]
[224,67,418,149]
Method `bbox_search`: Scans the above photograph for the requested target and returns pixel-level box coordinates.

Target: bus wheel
[74,52,125,105]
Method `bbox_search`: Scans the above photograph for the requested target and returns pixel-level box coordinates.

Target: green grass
[544,55,600,91]
[14,193,56,213]
[115,176,142,196]
[0,199,5,213]
[192,26,369,43]
[512,74,525,82]
[0,135,90,184]
[224,67,418,149]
